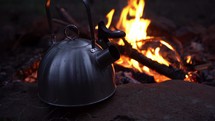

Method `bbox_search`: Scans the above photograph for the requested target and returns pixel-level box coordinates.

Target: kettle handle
[83,0,96,48]
[98,21,126,39]
[97,21,126,49]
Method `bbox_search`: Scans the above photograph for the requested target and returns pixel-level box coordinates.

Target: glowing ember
[24,71,37,83]
[186,55,192,64]
[185,72,197,82]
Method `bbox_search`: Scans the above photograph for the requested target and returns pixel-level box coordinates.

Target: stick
[52,19,90,39]
[52,18,69,26]
[115,39,186,80]
[55,6,79,25]
[114,64,155,83]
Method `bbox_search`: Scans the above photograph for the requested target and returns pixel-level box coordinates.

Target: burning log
[115,38,187,80]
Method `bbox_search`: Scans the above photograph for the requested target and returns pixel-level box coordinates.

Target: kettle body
[37,0,125,107]
[39,0,125,106]
[38,38,119,106]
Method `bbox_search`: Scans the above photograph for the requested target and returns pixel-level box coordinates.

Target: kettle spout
[96,45,120,68]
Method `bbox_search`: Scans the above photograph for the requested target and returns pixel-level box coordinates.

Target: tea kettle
[37,0,125,107]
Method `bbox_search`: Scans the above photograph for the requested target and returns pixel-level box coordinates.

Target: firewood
[52,18,90,39]
[115,71,141,85]
[115,38,186,80]
[55,6,79,25]
[194,63,212,71]
[114,64,155,83]
[52,18,69,26]
[54,7,91,39]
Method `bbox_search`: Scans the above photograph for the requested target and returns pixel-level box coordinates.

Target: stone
[0,80,215,121]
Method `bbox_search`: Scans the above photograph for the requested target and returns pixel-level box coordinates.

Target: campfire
[16,0,214,85]
[102,0,185,82]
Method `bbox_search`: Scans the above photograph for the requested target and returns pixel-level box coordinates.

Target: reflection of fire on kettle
[37,0,126,107]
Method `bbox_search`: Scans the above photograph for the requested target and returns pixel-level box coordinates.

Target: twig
[55,6,78,25]
[54,6,91,39]
[52,18,69,26]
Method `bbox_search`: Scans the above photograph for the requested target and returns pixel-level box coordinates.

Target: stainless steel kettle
[37,0,125,107]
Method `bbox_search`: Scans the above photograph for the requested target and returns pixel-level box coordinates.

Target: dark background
[1,0,215,49]
[1,0,215,26]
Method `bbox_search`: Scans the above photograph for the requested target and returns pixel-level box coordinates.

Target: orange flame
[105,9,115,28]
[95,9,115,29]
[105,0,181,82]
[116,0,150,48]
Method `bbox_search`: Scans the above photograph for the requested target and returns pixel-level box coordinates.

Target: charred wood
[115,38,186,80]
[114,64,155,84]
